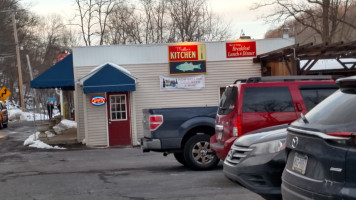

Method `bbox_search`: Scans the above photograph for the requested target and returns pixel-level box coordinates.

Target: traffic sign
[0,86,11,101]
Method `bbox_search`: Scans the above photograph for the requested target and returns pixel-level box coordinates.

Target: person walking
[47,101,54,119]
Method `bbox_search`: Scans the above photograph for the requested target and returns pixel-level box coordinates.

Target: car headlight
[250,139,286,155]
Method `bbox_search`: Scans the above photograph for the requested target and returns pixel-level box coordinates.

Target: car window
[243,87,295,112]
[300,88,337,111]
[218,87,237,115]
[305,90,356,125]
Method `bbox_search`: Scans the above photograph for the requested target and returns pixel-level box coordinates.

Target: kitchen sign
[226,41,256,58]
[168,44,206,75]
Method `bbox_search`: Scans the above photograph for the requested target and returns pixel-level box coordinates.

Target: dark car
[211,76,338,161]
[224,124,288,200]
[282,76,356,199]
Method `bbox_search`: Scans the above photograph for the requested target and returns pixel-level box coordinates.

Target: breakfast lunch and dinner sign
[226,41,256,58]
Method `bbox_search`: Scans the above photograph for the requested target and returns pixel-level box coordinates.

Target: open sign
[91,96,106,106]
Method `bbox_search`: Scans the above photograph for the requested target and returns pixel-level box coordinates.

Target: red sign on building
[226,41,256,58]
[168,45,199,62]
[58,54,68,62]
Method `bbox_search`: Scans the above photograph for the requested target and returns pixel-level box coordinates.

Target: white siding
[84,92,108,146]
[72,38,295,67]
[126,60,261,141]
[74,67,96,142]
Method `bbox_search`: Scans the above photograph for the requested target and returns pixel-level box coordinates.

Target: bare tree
[95,0,117,45]
[167,0,231,42]
[106,1,143,44]
[74,0,96,46]
[253,0,356,43]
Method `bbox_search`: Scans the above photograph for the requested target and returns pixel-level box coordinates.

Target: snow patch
[23,132,66,150]
[45,131,56,138]
[53,119,77,134]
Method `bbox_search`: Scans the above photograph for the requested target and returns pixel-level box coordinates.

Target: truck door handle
[296,103,302,112]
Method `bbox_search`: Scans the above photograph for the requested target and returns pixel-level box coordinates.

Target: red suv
[210,76,338,160]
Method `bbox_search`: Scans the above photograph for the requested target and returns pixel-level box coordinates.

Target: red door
[107,92,131,146]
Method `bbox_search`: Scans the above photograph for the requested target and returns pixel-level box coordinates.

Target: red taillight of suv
[327,132,356,145]
[149,115,163,131]
[232,116,242,137]
[327,132,353,136]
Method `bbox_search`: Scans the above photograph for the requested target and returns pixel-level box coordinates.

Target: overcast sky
[21,0,274,39]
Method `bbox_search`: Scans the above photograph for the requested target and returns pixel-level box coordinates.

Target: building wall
[84,92,108,146]
[127,59,261,142]
[72,39,295,146]
[73,59,260,145]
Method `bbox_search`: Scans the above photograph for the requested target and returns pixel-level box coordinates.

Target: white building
[72,38,294,147]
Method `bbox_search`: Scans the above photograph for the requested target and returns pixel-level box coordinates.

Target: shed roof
[79,63,137,94]
[30,54,74,90]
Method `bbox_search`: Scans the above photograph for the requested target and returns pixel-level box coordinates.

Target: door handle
[296,103,302,112]
[109,121,111,124]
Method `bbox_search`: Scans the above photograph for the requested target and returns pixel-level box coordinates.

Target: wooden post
[12,13,25,111]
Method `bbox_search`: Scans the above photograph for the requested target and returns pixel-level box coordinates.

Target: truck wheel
[173,153,187,166]
[183,134,219,170]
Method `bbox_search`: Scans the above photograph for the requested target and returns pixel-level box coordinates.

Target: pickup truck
[141,106,220,170]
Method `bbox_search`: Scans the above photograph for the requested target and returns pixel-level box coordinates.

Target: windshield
[304,89,356,125]
[218,87,237,115]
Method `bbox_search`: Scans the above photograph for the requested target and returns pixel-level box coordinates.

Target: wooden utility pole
[26,55,39,113]
[12,13,25,111]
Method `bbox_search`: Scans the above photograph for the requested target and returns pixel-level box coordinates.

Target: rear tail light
[232,116,242,137]
[327,132,352,136]
[327,132,356,145]
[149,115,163,131]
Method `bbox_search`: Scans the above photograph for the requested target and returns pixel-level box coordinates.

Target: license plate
[292,152,308,175]
[217,132,222,140]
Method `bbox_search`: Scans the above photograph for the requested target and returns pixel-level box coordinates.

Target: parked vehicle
[141,106,219,170]
[0,101,8,128]
[223,80,339,200]
[282,76,356,199]
[224,124,288,200]
[211,76,339,161]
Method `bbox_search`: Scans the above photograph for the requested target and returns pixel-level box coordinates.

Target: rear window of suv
[305,90,356,125]
[300,88,337,111]
[243,87,295,112]
[218,87,237,115]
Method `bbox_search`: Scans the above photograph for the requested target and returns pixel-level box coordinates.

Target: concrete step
[40,128,78,145]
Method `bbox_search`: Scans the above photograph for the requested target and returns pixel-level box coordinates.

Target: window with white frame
[110,95,127,121]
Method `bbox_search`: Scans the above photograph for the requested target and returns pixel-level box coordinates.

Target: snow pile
[8,108,50,121]
[45,131,56,138]
[53,119,77,134]
[23,132,66,150]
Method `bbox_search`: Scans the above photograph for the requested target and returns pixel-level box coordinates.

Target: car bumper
[282,171,356,200]
[140,137,161,151]
[210,136,236,160]
[223,151,285,199]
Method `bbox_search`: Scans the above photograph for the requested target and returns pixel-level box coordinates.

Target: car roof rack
[233,79,247,84]
[244,75,341,83]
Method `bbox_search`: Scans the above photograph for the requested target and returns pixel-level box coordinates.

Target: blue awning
[80,63,137,94]
[30,54,74,90]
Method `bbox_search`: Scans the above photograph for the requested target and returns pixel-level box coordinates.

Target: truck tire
[173,153,187,166]
[183,134,219,170]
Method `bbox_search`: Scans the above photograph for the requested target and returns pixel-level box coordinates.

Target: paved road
[0,121,264,200]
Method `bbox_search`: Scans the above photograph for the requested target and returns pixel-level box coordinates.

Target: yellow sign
[0,86,11,101]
